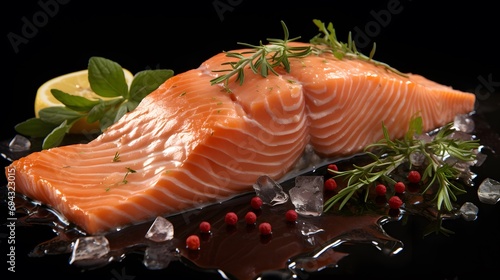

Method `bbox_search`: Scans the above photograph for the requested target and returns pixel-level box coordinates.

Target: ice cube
[145,216,174,242]
[474,151,487,167]
[253,175,289,206]
[297,220,325,246]
[69,236,110,264]
[477,178,500,204]
[453,114,475,133]
[409,150,426,167]
[459,202,478,221]
[9,134,31,152]
[143,243,176,269]
[289,176,324,216]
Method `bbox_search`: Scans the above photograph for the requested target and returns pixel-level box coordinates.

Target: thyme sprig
[310,19,408,78]
[210,19,410,87]
[210,20,312,86]
[323,115,480,213]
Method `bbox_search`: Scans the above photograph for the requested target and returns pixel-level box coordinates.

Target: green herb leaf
[38,106,85,125]
[88,57,129,98]
[15,56,174,149]
[324,115,480,213]
[99,105,119,131]
[310,19,408,78]
[114,103,128,123]
[129,69,174,102]
[210,20,312,86]
[51,89,101,111]
[42,120,72,149]
[15,118,58,138]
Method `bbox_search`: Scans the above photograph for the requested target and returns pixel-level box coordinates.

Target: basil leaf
[129,69,174,102]
[99,106,118,131]
[51,89,101,112]
[39,106,84,125]
[88,57,129,98]
[42,120,71,149]
[15,118,58,138]
[126,100,139,112]
[115,103,128,123]
[87,101,106,124]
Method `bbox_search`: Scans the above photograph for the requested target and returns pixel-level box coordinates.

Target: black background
[2,0,500,279]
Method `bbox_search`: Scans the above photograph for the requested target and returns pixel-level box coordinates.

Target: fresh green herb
[122,167,136,184]
[15,57,174,149]
[310,19,408,78]
[210,19,409,87]
[113,151,121,162]
[324,115,480,213]
[210,20,312,86]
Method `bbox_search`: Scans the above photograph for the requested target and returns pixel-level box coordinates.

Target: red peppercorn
[407,170,421,183]
[258,222,272,235]
[388,196,403,209]
[199,221,211,233]
[285,209,298,222]
[324,178,338,191]
[250,196,263,209]
[245,211,257,224]
[225,212,238,225]
[186,235,200,250]
[394,181,406,193]
[375,184,387,196]
[327,164,338,174]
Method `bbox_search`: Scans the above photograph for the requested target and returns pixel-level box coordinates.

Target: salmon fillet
[5,43,475,234]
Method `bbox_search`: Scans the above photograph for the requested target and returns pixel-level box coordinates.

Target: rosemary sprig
[323,115,480,213]
[310,19,408,78]
[122,167,136,184]
[210,20,312,86]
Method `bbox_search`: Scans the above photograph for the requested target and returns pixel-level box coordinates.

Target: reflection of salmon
[5,43,475,234]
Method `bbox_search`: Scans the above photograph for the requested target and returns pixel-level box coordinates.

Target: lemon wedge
[34,69,134,133]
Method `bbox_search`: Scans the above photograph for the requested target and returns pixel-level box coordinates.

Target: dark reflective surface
[2,1,500,279]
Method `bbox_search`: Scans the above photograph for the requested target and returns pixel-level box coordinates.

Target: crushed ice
[145,216,174,242]
[143,243,177,269]
[289,176,324,216]
[253,175,289,206]
[69,236,110,264]
[459,202,478,221]
[477,178,500,204]
[453,114,475,133]
[296,221,325,246]
[9,134,31,152]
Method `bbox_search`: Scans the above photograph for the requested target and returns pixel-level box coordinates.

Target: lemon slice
[34,69,134,133]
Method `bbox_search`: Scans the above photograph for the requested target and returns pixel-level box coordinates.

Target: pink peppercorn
[225,212,238,225]
[388,196,403,209]
[324,178,338,191]
[186,235,200,250]
[407,170,421,184]
[199,221,211,233]
[327,164,338,174]
[375,184,387,196]
[258,222,272,235]
[245,211,257,224]
[285,209,298,222]
[250,196,263,209]
[394,181,406,193]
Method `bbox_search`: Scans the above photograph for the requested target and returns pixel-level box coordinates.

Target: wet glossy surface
[2,112,500,279]
[3,1,500,279]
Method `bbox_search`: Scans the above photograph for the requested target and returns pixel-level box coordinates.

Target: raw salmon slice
[5,43,475,234]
